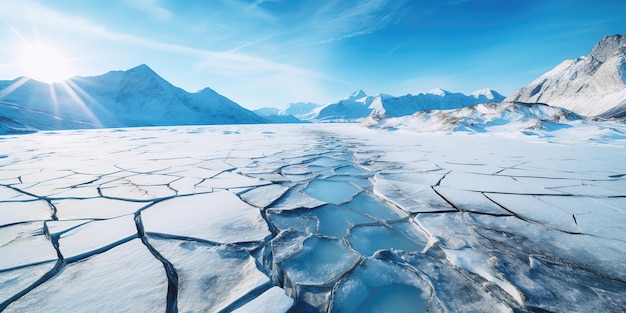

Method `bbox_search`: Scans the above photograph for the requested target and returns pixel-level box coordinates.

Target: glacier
[0,121,625,312]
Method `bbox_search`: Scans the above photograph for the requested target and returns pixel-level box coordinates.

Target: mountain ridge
[0,64,267,131]
[506,34,626,117]
[308,88,505,121]
[7,33,625,133]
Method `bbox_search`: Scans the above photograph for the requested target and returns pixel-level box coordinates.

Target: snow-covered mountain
[310,88,504,121]
[506,34,626,117]
[0,98,102,133]
[0,64,267,131]
[278,102,320,119]
[370,88,505,117]
[308,90,384,121]
[254,107,306,123]
[471,88,507,103]
[363,101,584,133]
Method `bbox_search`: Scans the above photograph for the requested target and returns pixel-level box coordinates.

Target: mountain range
[0,64,266,132]
[279,102,321,119]
[506,34,626,117]
[305,88,505,122]
[1,34,625,134]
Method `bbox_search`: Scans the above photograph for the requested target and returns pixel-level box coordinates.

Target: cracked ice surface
[0,124,625,312]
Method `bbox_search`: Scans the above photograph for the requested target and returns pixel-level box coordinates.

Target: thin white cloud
[0,0,320,82]
[0,0,336,108]
[310,0,406,44]
[226,34,275,53]
[125,0,174,21]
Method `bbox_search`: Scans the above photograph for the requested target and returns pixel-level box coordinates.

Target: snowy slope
[0,64,267,129]
[362,101,626,143]
[364,102,584,133]
[0,115,38,135]
[506,34,626,117]
[471,88,506,103]
[309,90,383,122]
[0,100,99,134]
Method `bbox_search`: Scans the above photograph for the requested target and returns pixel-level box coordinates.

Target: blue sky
[0,0,625,109]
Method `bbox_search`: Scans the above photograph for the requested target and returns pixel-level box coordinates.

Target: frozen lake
[0,123,625,312]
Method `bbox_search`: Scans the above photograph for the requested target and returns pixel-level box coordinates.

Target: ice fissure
[135,213,179,313]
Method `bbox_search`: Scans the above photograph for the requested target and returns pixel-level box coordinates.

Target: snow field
[0,123,624,312]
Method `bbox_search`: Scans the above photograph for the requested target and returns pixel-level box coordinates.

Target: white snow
[147,237,275,312]
[363,101,585,134]
[470,88,504,100]
[307,88,505,122]
[232,286,294,313]
[0,261,56,305]
[141,191,271,244]
[58,214,138,261]
[373,174,454,213]
[0,222,57,271]
[240,184,289,208]
[4,239,168,312]
[52,198,145,219]
[0,122,624,312]
[269,189,326,211]
[278,102,320,119]
[0,201,52,227]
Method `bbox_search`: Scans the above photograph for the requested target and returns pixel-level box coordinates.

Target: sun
[20,43,75,83]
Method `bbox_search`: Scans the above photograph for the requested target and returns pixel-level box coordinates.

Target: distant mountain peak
[197,86,218,95]
[427,88,449,96]
[125,64,160,77]
[471,88,493,96]
[471,88,505,100]
[131,63,152,71]
[278,102,320,119]
[590,34,626,63]
[349,90,367,99]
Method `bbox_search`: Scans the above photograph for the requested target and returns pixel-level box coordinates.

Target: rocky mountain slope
[506,34,626,117]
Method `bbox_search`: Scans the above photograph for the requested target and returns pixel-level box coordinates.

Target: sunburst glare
[0,31,104,128]
[20,43,75,83]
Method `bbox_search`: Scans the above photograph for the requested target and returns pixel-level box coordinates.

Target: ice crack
[135,213,179,313]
